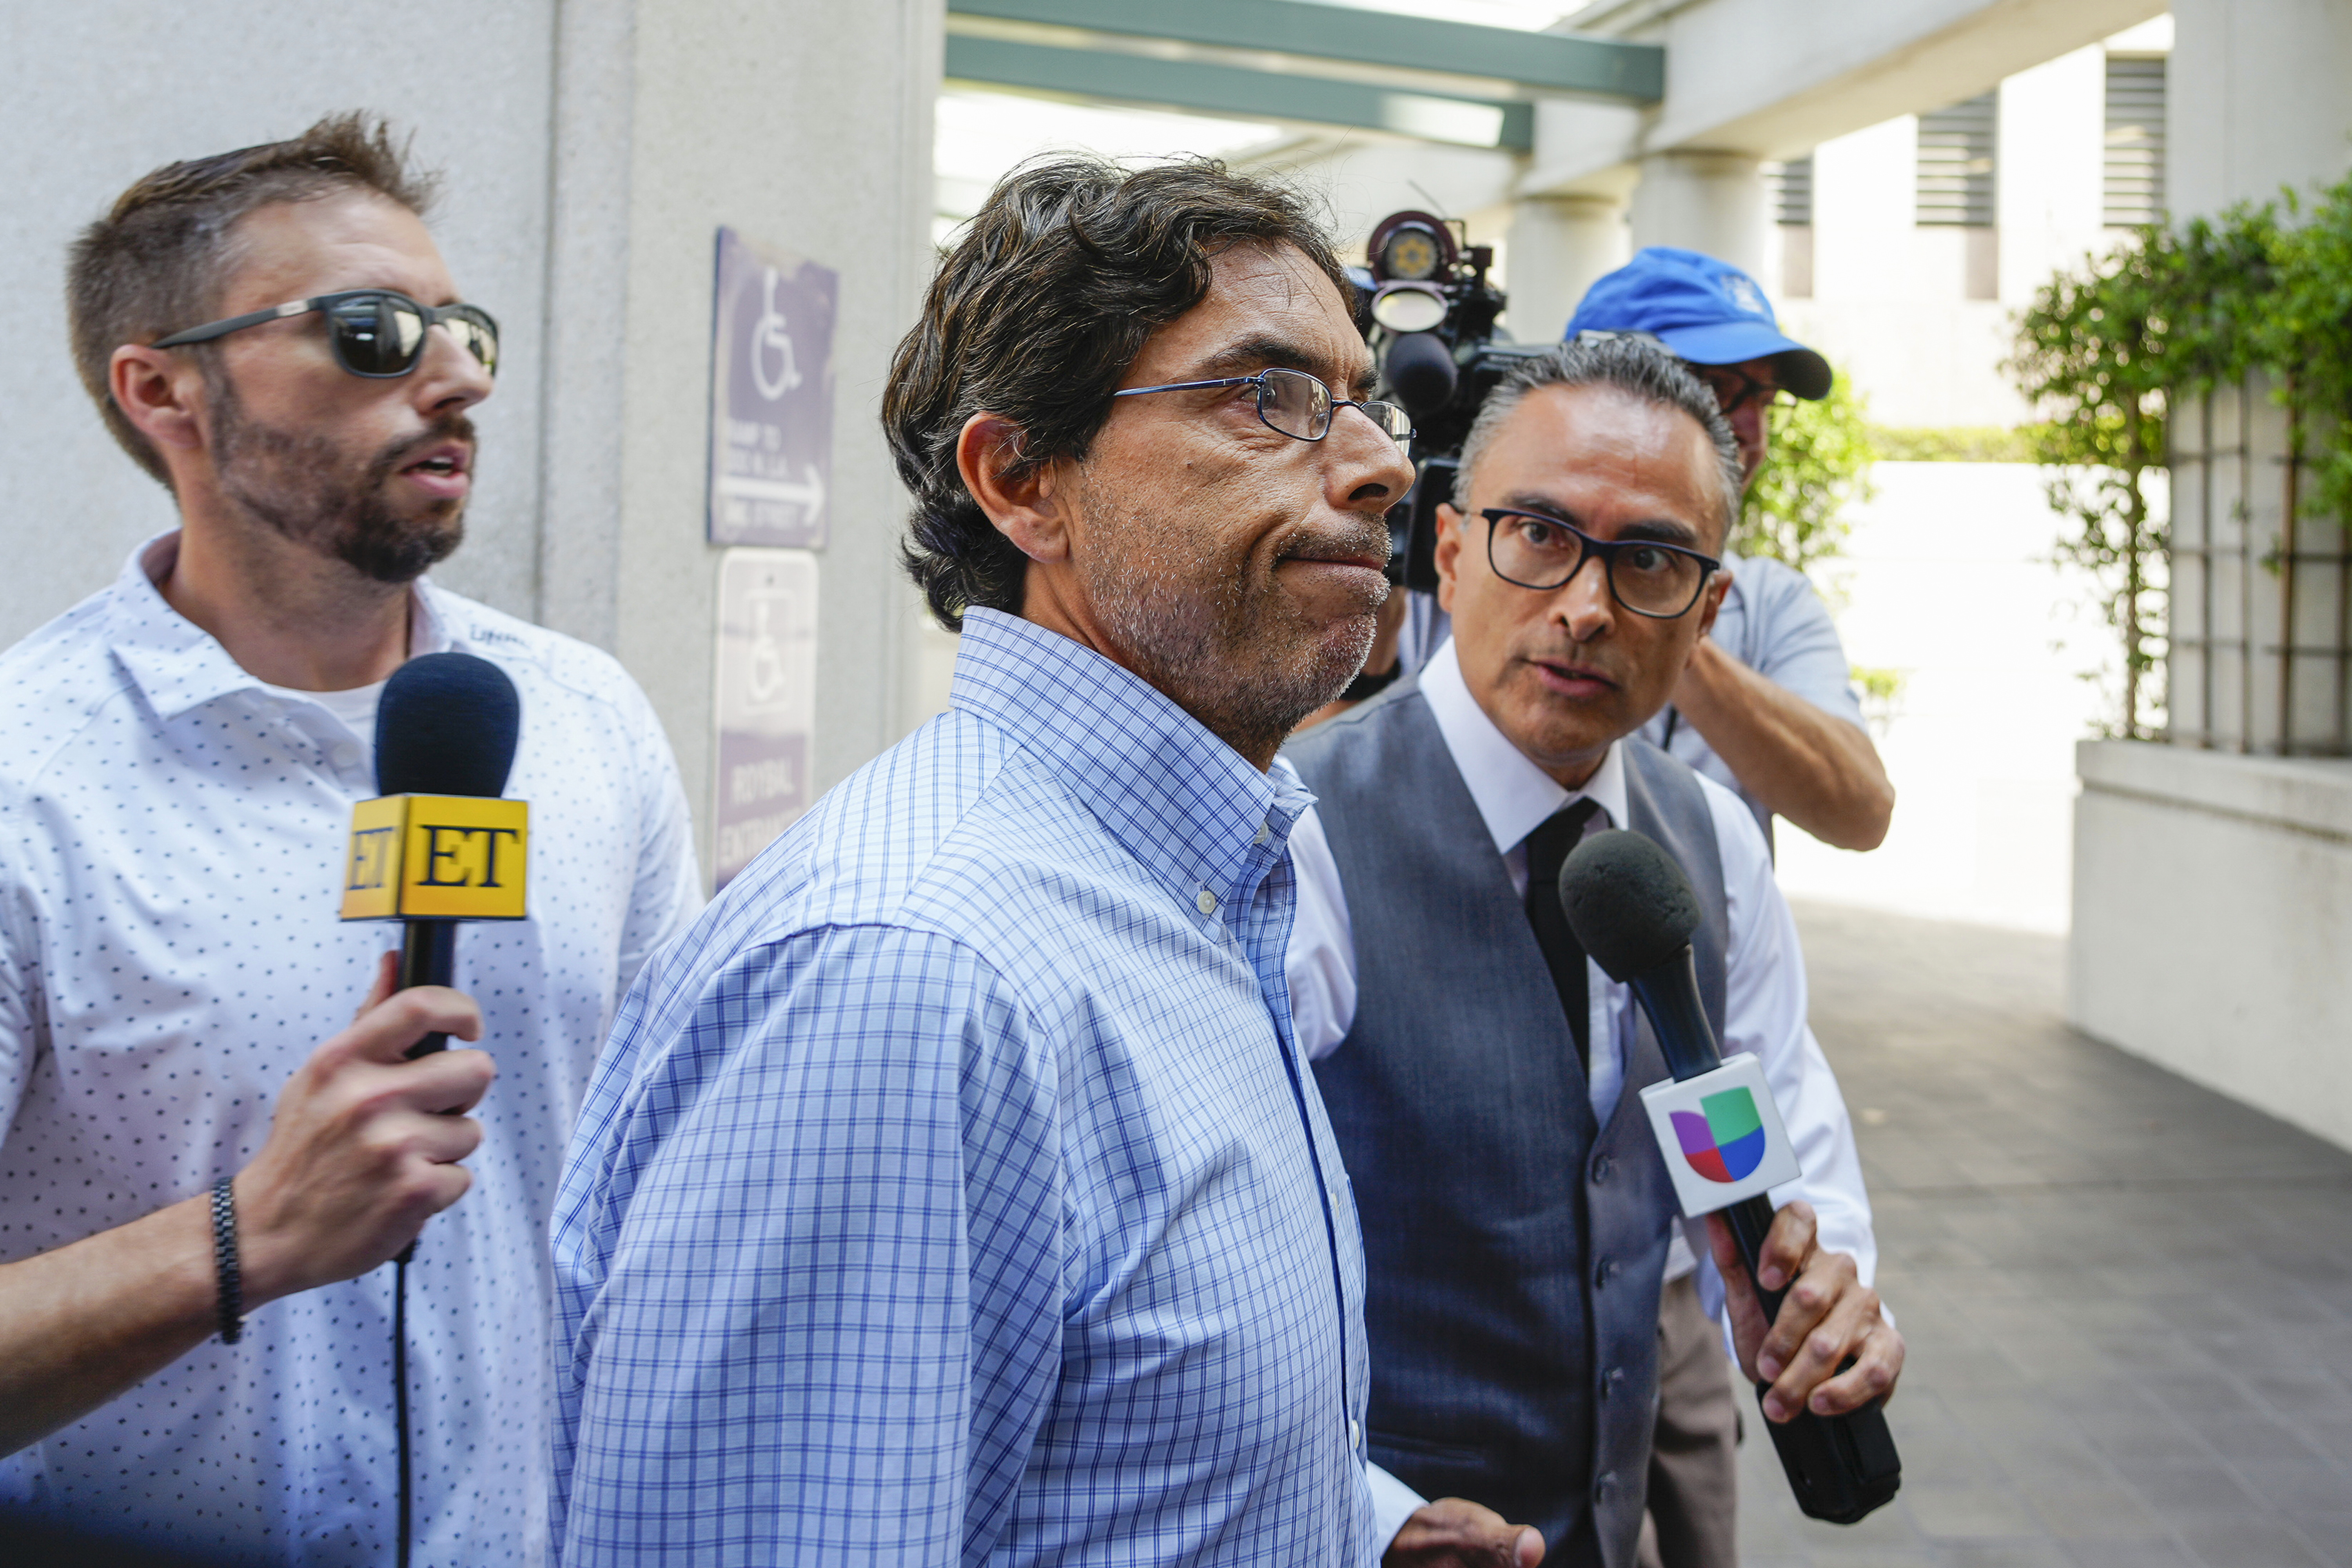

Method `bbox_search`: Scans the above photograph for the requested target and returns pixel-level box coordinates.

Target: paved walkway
[1737,902,2352,1568]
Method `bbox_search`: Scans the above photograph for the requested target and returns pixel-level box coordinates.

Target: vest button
[1594,1471,1617,1504]
[1594,1257,1618,1289]
[1590,1152,1614,1185]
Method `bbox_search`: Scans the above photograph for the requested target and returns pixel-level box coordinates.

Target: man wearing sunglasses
[0,115,698,1564]
[1284,336,1898,1568]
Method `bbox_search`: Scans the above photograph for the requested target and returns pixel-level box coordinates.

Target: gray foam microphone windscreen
[1557,828,1702,982]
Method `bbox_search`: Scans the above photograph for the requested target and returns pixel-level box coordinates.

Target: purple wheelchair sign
[708,227,837,547]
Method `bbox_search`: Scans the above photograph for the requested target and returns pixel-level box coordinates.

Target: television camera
[1353,209,1550,592]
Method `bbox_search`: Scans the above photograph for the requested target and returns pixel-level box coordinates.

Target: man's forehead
[1180,242,1370,382]
[1482,383,1724,537]
[223,193,455,308]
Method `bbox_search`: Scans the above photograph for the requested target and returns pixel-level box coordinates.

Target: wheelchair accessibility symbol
[745,593,789,710]
[750,268,802,402]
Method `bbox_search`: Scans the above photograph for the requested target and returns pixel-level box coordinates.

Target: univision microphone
[339,652,526,1057]
[1559,829,1902,1525]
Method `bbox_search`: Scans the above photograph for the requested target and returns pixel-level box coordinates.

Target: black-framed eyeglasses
[153,289,500,380]
[1481,508,1720,619]
[1112,365,1412,444]
[1690,363,1786,418]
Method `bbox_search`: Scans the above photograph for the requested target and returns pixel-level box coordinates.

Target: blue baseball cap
[1565,247,1831,400]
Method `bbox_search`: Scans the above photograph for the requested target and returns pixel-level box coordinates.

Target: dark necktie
[1522,797,1602,1067]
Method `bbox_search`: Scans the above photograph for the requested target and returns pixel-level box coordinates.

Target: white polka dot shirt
[0,533,701,1566]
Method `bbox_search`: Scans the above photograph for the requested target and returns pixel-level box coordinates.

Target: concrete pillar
[540,0,942,866]
[1995,44,2105,306]
[1503,194,1630,343]
[1626,150,1768,274]
[2170,0,2352,221]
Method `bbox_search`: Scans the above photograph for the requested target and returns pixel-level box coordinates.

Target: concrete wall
[2171,0,2352,217]
[0,1,944,878]
[2072,742,2352,1149]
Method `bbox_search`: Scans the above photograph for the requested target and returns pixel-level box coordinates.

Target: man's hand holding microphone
[0,961,488,1458]
[231,952,491,1303]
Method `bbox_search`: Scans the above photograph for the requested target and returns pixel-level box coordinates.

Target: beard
[1075,479,1389,760]
[211,380,471,584]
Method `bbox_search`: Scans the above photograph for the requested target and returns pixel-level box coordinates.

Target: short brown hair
[67,113,439,484]
[884,156,1350,631]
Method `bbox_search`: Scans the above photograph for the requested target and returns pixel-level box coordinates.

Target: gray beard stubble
[1078,489,1383,759]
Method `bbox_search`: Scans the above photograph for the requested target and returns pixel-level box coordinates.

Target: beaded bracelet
[209,1176,243,1345]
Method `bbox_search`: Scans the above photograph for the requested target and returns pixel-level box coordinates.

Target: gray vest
[1284,680,1728,1568]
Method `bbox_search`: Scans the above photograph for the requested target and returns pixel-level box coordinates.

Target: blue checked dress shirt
[551,608,1379,1566]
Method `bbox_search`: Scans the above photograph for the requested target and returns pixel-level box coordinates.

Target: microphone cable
[394,1256,413,1568]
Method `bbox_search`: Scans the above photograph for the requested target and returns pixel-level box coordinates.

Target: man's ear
[956,413,1070,564]
[1692,565,1732,642]
[110,344,206,460]
[1432,503,1465,615]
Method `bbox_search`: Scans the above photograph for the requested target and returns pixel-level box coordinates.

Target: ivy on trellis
[2004,172,2352,740]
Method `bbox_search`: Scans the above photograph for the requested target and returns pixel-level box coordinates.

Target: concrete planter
[2071,738,2352,1151]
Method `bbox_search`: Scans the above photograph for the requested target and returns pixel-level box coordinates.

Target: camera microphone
[1382,330,1458,420]
[1559,828,1902,1525]
[339,652,526,1057]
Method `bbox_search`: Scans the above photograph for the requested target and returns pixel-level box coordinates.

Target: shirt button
[330,742,361,769]
[1253,821,1270,846]
[1349,1419,1362,1451]
[1196,888,1218,915]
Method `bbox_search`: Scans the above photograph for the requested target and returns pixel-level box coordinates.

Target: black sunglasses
[1480,507,1720,619]
[153,289,499,380]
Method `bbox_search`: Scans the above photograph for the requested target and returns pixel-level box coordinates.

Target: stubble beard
[211,377,471,585]
[1076,485,1387,761]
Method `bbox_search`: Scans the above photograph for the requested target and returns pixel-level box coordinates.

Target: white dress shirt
[0,533,701,1566]
[1286,638,1878,1318]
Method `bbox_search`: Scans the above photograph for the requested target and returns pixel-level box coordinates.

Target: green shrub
[1738,370,1875,576]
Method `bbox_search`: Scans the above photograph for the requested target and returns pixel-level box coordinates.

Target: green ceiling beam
[947,0,1664,102]
[945,34,1535,150]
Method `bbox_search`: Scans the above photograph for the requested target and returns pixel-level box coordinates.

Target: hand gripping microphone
[339,652,527,1057]
[1559,829,1902,1525]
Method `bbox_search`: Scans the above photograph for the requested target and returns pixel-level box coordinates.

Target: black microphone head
[1382,330,1459,419]
[375,652,521,798]
[1558,829,1701,982]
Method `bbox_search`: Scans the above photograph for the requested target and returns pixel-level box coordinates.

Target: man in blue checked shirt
[550,158,1543,1566]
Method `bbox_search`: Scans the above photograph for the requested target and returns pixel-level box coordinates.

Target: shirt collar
[950,608,1305,910]
[1417,635,1628,855]
[106,530,448,722]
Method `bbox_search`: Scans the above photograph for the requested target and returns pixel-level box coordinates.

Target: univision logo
[1670,1088,1768,1184]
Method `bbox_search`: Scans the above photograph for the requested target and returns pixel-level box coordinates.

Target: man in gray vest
[1282,337,1902,1567]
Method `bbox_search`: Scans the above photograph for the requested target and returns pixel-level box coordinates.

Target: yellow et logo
[340,795,529,921]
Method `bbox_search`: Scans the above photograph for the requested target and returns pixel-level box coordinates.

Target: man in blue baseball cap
[1566,247,1889,853]
[1565,247,1890,1568]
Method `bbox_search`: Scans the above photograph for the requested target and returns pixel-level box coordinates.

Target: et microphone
[339,652,527,1057]
[1559,829,1902,1526]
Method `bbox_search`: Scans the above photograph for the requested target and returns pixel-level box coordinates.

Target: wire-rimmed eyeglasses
[1112,365,1412,444]
[1481,508,1720,619]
